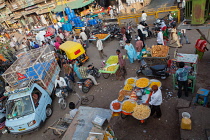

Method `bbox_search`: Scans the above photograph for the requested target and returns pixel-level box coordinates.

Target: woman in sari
[124,40,137,63]
[169,26,182,48]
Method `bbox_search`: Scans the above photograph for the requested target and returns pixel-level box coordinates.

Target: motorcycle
[136,60,169,79]
[55,77,72,110]
[55,87,69,110]
[88,64,101,78]
[77,78,94,93]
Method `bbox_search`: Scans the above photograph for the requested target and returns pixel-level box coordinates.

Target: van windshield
[6,95,34,119]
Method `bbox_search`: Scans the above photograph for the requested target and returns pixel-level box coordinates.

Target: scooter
[77,78,94,93]
[88,64,101,78]
[55,87,69,110]
[136,60,169,79]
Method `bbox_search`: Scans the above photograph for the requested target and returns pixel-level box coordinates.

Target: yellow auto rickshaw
[59,41,89,63]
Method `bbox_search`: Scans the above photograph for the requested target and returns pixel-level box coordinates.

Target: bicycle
[74,92,94,106]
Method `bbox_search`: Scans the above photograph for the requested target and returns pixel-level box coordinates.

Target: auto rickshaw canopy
[59,41,86,60]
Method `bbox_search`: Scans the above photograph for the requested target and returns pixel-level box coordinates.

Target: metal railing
[117,6,180,25]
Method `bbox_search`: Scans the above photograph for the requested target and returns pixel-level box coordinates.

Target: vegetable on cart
[99,55,120,79]
[89,34,111,41]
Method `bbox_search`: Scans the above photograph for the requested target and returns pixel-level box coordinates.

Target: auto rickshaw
[59,41,89,63]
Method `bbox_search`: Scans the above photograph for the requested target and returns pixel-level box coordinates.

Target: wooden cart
[43,114,73,137]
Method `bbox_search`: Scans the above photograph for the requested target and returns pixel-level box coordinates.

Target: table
[62,106,112,140]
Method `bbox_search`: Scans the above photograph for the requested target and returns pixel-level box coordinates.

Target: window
[32,88,42,108]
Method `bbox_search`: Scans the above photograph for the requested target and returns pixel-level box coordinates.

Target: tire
[82,86,89,93]
[102,73,110,79]
[59,99,67,110]
[81,95,94,105]
[136,69,141,76]
[53,129,60,136]
[46,105,53,118]
[94,68,101,78]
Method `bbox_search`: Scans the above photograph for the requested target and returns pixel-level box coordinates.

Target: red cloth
[54,42,60,50]
[195,39,207,52]
[161,26,167,31]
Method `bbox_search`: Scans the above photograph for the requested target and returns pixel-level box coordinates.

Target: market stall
[171,53,198,93]
[140,45,170,66]
[110,77,162,123]
[62,106,116,140]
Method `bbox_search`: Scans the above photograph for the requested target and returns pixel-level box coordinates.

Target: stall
[62,106,116,140]
[171,53,198,93]
[110,77,162,123]
[140,45,170,66]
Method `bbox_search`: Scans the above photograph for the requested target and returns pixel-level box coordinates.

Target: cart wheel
[46,105,53,118]
[82,86,90,93]
[81,95,94,105]
[53,129,60,136]
[102,73,110,79]
[59,99,67,110]
[121,113,128,119]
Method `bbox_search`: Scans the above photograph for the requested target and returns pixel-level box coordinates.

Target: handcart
[99,55,120,79]
[43,114,73,137]
[89,34,111,41]
[141,45,170,66]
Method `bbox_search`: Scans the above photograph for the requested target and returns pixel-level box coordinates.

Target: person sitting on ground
[69,102,78,119]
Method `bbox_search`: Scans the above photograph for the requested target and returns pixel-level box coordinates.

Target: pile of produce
[94,34,109,39]
[122,100,137,113]
[136,78,150,88]
[119,90,132,96]
[149,81,161,88]
[132,104,151,120]
[106,65,118,71]
[126,78,135,85]
[112,102,121,110]
[106,56,118,65]
[151,45,169,57]
[118,94,124,102]
[123,84,133,91]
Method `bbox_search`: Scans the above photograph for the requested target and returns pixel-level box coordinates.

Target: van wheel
[46,105,53,118]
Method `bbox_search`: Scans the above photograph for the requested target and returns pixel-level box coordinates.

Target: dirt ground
[1,1,210,140]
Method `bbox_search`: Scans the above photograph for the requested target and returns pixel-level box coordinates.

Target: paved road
[1,1,210,140]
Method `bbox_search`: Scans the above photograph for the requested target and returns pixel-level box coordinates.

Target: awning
[13,14,23,20]
[36,8,51,15]
[52,0,94,13]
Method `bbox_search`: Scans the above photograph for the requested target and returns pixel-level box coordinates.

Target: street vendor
[144,85,162,118]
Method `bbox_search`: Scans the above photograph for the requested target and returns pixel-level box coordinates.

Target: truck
[1,46,60,134]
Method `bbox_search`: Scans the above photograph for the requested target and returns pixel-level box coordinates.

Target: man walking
[79,30,89,48]
[180,22,190,45]
[116,49,126,80]
[135,36,144,59]
[96,37,107,59]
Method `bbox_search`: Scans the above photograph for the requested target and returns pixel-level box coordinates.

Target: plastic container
[65,7,71,15]
[70,10,76,18]
[182,112,191,118]
[67,14,72,21]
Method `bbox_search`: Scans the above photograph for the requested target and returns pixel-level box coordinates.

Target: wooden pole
[196,29,210,45]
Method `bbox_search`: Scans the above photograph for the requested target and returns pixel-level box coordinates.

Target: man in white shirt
[141,11,147,21]
[146,85,162,118]
[96,37,107,59]
[79,30,89,48]
[137,23,148,37]
[55,76,72,92]
[156,28,164,45]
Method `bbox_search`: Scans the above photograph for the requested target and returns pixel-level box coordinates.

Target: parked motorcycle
[77,78,94,93]
[136,60,169,79]
[88,64,101,78]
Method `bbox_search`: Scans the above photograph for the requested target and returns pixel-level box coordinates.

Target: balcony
[7,0,50,12]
